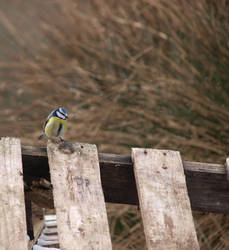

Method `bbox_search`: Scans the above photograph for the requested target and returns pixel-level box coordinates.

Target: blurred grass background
[1,0,229,248]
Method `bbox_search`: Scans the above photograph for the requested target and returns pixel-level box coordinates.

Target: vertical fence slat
[25,197,34,241]
[0,137,28,250]
[47,141,112,250]
[132,148,199,250]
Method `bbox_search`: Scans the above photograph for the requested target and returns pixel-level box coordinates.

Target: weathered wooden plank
[28,219,44,250]
[226,158,229,182]
[47,141,112,250]
[0,138,28,250]
[132,148,199,250]
[21,145,229,213]
[22,145,226,174]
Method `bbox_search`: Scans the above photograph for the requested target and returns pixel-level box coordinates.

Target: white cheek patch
[56,111,66,119]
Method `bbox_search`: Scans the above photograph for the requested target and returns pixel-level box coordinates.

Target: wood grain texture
[47,141,112,250]
[0,138,28,250]
[21,145,229,213]
[132,148,199,250]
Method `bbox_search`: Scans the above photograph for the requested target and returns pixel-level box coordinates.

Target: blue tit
[38,107,68,140]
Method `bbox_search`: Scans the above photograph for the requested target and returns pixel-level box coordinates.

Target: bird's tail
[38,133,46,140]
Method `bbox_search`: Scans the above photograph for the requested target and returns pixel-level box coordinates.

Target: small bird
[38,107,68,141]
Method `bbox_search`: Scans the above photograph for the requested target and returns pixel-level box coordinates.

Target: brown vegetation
[1,0,229,249]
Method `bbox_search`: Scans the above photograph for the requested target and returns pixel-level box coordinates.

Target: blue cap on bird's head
[54,107,68,120]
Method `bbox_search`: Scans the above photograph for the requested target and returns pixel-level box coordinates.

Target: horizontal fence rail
[22,145,229,214]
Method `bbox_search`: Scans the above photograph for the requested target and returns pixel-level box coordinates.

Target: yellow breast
[45,116,67,138]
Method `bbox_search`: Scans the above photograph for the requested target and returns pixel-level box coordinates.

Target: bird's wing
[43,112,54,131]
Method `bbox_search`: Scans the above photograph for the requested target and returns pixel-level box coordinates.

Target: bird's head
[54,107,68,120]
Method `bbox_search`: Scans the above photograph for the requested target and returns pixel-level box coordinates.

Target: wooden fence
[3,136,229,249]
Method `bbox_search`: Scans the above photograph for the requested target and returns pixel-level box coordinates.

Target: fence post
[47,141,112,250]
[0,137,28,250]
[132,148,199,250]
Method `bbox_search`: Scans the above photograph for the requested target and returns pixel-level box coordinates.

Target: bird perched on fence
[38,107,68,141]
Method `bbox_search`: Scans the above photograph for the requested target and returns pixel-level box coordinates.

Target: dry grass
[1,0,229,249]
